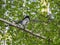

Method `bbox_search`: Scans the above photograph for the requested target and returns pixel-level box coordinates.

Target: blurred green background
[0,0,60,45]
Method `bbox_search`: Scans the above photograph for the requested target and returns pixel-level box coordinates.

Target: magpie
[16,16,30,29]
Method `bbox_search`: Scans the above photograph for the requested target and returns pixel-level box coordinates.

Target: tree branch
[0,18,46,39]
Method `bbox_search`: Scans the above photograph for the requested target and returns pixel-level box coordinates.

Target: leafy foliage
[0,0,60,45]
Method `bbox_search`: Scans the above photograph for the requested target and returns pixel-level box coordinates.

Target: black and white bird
[20,16,30,26]
[16,16,30,28]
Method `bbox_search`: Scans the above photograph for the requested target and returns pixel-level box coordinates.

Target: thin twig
[0,18,46,39]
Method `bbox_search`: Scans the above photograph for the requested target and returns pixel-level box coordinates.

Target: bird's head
[24,16,30,20]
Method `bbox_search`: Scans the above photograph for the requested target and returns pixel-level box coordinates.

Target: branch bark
[0,18,46,39]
